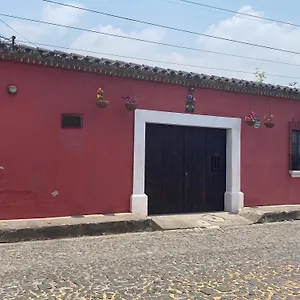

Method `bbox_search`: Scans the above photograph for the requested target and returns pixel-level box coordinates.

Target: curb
[0,219,161,243]
[2,206,300,243]
[239,207,300,224]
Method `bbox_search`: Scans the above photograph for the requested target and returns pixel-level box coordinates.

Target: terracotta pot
[245,119,255,126]
[125,102,136,111]
[96,100,109,108]
[264,122,275,128]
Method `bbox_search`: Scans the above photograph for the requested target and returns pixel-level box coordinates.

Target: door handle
[212,153,220,171]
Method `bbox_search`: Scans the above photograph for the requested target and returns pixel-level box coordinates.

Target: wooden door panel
[145,123,164,215]
[205,128,226,211]
[145,124,185,215]
[184,126,206,213]
[160,124,185,214]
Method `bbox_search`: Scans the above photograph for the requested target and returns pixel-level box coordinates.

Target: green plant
[254,69,266,83]
[289,82,299,88]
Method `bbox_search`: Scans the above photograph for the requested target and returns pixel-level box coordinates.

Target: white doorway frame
[131,109,244,216]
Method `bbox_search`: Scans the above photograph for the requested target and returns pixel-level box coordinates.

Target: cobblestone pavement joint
[0,221,300,299]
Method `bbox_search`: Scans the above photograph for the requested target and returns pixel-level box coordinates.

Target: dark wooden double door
[145,124,226,215]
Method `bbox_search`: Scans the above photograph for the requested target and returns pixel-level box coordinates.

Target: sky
[1,0,300,86]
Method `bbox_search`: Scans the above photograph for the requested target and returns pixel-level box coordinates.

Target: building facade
[1,42,300,220]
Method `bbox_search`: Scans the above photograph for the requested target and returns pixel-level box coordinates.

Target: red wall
[0,60,300,220]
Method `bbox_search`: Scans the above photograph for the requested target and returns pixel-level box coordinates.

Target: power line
[159,0,268,25]
[0,17,37,47]
[14,40,300,81]
[176,0,300,29]
[41,0,300,56]
[2,13,300,69]
[1,12,293,65]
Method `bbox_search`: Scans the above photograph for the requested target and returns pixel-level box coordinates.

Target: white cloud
[42,2,85,25]
[71,25,167,58]
[0,2,85,43]
[195,6,300,84]
[68,5,300,85]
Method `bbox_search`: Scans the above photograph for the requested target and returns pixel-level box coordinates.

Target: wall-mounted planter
[96,100,109,108]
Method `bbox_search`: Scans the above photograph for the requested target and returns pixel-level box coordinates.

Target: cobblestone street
[0,221,300,299]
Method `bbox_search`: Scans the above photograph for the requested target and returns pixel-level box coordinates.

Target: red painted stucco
[0,60,300,220]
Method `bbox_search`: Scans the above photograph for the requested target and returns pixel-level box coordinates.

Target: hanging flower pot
[185,87,196,113]
[96,88,109,108]
[123,96,137,111]
[96,99,109,108]
[264,115,275,128]
[245,119,255,126]
[244,111,256,126]
[185,90,196,113]
[264,122,275,128]
[185,101,195,113]
[125,102,136,111]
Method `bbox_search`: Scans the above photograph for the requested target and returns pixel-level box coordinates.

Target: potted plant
[96,88,109,108]
[185,94,195,113]
[244,111,256,126]
[264,114,275,128]
[123,95,137,111]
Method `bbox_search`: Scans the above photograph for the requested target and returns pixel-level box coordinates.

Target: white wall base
[131,194,148,217]
[224,191,244,213]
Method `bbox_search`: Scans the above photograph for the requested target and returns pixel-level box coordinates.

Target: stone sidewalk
[0,205,300,243]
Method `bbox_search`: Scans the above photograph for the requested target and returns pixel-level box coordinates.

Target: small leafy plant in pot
[244,111,256,126]
[123,95,137,111]
[96,88,109,108]
[264,114,275,128]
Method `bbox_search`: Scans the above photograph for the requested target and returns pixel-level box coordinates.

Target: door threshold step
[151,212,251,230]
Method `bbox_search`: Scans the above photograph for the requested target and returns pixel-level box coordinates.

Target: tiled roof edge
[1,41,300,99]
